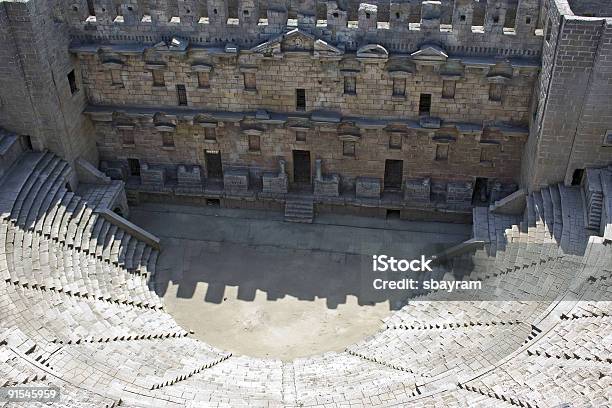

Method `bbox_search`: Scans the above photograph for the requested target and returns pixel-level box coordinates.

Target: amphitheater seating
[0,151,609,407]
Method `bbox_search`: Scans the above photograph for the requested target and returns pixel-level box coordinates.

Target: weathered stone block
[315,175,340,197]
[263,172,288,194]
[447,181,473,204]
[140,163,165,190]
[356,177,381,199]
[224,169,249,194]
[405,178,431,203]
[177,165,202,187]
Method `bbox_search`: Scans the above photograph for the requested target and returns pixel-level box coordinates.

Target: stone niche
[314,159,340,197]
[405,178,431,203]
[262,159,288,195]
[447,181,474,205]
[224,169,249,194]
[140,163,165,190]
[356,177,381,199]
[177,165,203,191]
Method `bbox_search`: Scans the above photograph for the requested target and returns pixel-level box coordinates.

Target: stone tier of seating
[0,152,609,407]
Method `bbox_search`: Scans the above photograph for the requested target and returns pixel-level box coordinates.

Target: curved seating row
[0,152,609,407]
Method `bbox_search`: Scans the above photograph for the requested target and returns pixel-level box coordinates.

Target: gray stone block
[224,169,249,194]
[140,163,165,190]
[315,175,340,197]
[356,177,381,199]
[405,178,431,203]
[447,181,474,204]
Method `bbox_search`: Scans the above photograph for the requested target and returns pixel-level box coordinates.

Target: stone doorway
[293,150,311,184]
[472,177,489,205]
[205,150,223,179]
[384,159,403,191]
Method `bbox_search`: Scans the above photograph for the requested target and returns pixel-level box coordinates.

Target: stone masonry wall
[0,0,98,166]
[92,117,525,190]
[78,52,536,125]
[522,0,612,190]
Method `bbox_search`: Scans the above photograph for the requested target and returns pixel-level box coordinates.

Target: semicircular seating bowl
[0,151,610,407]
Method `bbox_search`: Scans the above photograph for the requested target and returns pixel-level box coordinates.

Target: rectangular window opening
[177,84,188,106]
[244,72,256,90]
[152,70,165,86]
[295,131,307,142]
[198,72,210,88]
[442,80,456,99]
[435,144,449,161]
[344,77,356,95]
[389,133,402,150]
[248,134,261,152]
[111,69,122,86]
[343,141,355,157]
[296,88,306,111]
[489,83,504,102]
[393,78,406,97]
[162,132,175,147]
[204,127,217,141]
[419,93,432,115]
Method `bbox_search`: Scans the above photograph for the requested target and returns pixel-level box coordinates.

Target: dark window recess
[65,182,72,192]
[122,131,134,146]
[206,150,223,179]
[244,72,256,90]
[526,16,532,24]
[296,89,306,111]
[344,77,356,95]
[419,94,432,115]
[177,85,188,106]
[442,80,456,99]
[435,144,449,161]
[489,83,504,102]
[545,20,552,42]
[571,169,584,186]
[68,70,78,94]
[152,70,165,86]
[384,159,403,190]
[128,158,141,176]
[21,135,33,151]
[204,127,217,141]
[386,209,401,219]
[207,198,220,207]
[343,141,356,157]
[389,133,402,150]
[198,72,210,88]
[248,135,261,152]
[162,133,174,147]
[392,78,406,97]
[295,131,307,142]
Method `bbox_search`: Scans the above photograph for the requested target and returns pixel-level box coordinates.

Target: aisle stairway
[284,196,314,223]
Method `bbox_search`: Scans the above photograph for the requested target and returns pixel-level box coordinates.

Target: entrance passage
[384,159,403,190]
[206,150,223,179]
[293,150,311,184]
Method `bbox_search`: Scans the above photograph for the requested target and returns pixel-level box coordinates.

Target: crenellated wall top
[62,1,544,58]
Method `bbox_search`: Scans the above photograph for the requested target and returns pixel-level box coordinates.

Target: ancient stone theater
[0,0,610,406]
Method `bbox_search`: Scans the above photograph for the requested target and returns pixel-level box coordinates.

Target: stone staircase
[284,196,314,223]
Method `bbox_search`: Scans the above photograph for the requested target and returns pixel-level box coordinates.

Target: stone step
[285,198,314,223]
